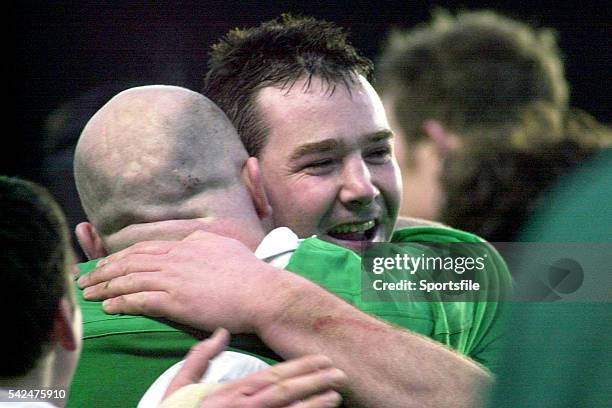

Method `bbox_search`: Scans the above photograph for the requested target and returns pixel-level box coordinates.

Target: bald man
[74,86,268,256]
[73,82,511,408]
[70,85,355,408]
[70,84,456,407]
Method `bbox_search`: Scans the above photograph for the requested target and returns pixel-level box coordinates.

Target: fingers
[238,355,335,394]
[101,291,171,316]
[72,264,81,279]
[82,271,166,300]
[248,366,346,407]
[99,241,174,268]
[201,390,343,408]
[163,328,230,399]
[281,390,343,408]
[78,252,167,288]
[199,356,346,408]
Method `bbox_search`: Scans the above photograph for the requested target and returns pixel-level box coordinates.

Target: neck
[201,216,267,251]
[106,215,267,254]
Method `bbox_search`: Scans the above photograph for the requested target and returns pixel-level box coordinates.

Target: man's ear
[52,298,79,351]
[422,120,460,157]
[75,222,108,260]
[242,157,272,220]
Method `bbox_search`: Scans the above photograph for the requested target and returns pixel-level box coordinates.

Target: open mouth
[327,220,377,242]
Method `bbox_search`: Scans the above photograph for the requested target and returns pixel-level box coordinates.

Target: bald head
[75,85,250,249]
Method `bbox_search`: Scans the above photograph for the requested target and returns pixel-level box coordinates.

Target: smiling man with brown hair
[77,15,510,408]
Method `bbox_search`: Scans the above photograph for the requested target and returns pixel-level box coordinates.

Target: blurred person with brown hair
[441,102,610,241]
[377,9,610,240]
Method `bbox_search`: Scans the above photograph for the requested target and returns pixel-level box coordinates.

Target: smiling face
[255,75,401,251]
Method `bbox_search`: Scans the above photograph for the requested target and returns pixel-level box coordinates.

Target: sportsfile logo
[371,252,487,275]
[361,242,612,303]
[361,242,500,302]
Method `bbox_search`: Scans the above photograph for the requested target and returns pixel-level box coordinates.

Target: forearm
[255,274,492,408]
[77,234,492,407]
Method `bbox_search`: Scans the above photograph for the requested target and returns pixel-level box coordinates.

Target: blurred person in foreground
[488,150,612,407]
[1,176,81,407]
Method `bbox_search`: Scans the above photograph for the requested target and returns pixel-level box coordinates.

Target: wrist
[250,267,323,338]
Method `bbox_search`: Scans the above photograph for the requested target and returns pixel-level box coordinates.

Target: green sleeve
[286,227,512,373]
[392,226,513,373]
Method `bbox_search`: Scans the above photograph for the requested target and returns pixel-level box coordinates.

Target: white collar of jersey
[254,227,302,261]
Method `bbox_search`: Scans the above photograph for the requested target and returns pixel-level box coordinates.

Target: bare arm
[256,279,491,407]
[79,231,491,408]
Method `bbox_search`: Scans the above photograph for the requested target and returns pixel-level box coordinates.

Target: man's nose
[339,158,379,208]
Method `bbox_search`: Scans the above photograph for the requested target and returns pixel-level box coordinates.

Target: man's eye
[303,159,336,174]
[366,148,392,163]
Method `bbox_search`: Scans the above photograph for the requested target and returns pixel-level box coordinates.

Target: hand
[163,327,231,398]
[163,328,345,408]
[198,358,344,408]
[77,230,286,333]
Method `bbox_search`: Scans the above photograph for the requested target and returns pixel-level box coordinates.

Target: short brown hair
[377,9,569,144]
[204,14,373,156]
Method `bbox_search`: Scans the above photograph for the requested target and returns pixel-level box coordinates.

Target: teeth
[330,220,375,234]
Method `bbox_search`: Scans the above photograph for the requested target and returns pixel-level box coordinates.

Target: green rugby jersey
[68,226,510,407]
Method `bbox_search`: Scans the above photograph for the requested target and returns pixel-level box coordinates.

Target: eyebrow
[289,130,394,162]
[368,130,394,143]
[289,139,341,162]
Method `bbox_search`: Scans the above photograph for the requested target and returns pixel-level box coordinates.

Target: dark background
[9,0,611,181]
